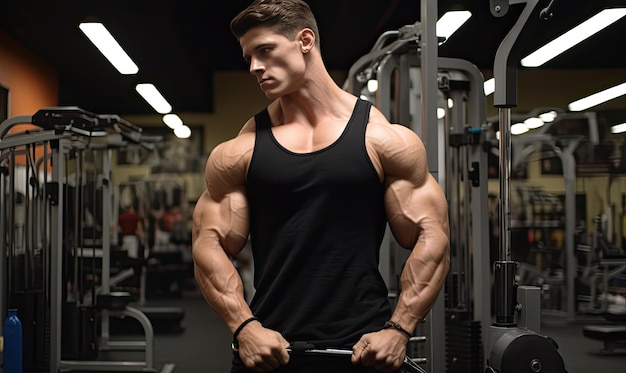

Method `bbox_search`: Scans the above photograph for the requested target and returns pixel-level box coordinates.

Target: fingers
[354,342,379,367]
[352,338,379,366]
[276,341,290,365]
[243,346,287,372]
[240,331,290,372]
[351,338,367,365]
[373,355,404,372]
[352,332,406,372]
[355,347,403,372]
[350,346,360,364]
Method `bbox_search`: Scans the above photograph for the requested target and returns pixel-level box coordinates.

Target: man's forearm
[389,234,450,335]
[193,242,254,333]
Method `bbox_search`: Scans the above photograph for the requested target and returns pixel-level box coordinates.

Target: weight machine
[346,0,568,371]
[510,133,581,316]
[345,1,491,371]
[486,0,567,371]
[0,107,175,372]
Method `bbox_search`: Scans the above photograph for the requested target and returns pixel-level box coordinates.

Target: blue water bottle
[3,309,23,373]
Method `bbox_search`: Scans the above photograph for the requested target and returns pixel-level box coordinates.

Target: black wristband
[383,320,412,338]
[232,316,259,349]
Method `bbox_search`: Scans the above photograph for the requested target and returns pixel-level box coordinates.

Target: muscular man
[192,1,450,372]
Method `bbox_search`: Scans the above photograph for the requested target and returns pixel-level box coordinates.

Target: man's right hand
[237,322,290,372]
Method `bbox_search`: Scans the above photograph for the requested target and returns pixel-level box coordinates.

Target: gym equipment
[0,107,175,372]
[574,209,626,336]
[591,214,626,260]
[289,348,428,373]
[345,0,491,369]
[110,177,189,334]
[583,320,626,354]
[582,244,626,354]
[489,107,626,320]
[229,341,429,373]
[108,302,186,335]
[577,216,626,314]
[117,176,192,302]
[346,0,569,370]
[508,135,581,316]
[486,0,567,372]
[345,2,490,371]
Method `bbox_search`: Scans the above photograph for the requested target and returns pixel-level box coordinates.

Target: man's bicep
[382,133,449,251]
[194,139,251,256]
[195,140,250,256]
[385,175,446,249]
[192,189,249,258]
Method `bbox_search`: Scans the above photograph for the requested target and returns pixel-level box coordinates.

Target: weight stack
[446,318,482,373]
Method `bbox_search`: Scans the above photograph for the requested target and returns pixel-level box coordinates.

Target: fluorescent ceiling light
[79,22,139,75]
[366,79,378,93]
[484,78,495,96]
[611,122,626,134]
[174,125,191,139]
[568,82,626,111]
[539,111,558,122]
[524,117,544,129]
[437,11,472,41]
[163,114,183,129]
[521,8,626,67]
[511,122,529,135]
[136,83,172,114]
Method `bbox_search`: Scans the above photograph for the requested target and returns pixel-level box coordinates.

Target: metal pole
[561,144,578,320]
[498,108,512,263]
[491,0,541,328]
[49,139,65,373]
[420,1,445,372]
[0,153,6,329]
[421,0,439,176]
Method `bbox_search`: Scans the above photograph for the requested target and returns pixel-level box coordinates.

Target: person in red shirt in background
[118,205,144,258]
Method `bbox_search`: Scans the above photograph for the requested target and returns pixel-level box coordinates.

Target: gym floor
[135,290,626,373]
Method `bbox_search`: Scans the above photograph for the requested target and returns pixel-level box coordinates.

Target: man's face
[240,26,306,99]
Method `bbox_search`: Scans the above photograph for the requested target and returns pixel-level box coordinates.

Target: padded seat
[583,325,626,354]
[583,325,626,341]
[109,306,185,334]
[97,292,134,310]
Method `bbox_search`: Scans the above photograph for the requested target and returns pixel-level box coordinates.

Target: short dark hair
[230,0,320,48]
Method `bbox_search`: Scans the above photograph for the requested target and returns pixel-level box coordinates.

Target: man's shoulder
[367,117,419,145]
[204,136,251,192]
[238,113,260,135]
[212,132,255,162]
[365,112,425,167]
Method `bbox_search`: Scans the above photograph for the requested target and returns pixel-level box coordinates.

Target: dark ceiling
[1,0,625,116]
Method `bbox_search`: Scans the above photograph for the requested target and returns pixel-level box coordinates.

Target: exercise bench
[583,325,626,355]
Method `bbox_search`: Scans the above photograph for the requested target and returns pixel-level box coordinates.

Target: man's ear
[298,28,315,53]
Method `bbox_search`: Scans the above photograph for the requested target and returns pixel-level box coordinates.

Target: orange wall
[0,30,59,166]
[0,30,59,119]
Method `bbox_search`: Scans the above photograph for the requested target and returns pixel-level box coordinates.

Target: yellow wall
[121,69,349,154]
[118,70,348,202]
[483,68,626,118]
[488,157,626,243]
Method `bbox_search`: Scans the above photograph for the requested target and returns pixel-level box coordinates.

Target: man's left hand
[351,329,408,372]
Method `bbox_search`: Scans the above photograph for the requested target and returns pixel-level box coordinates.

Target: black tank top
[246,98,390,348]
